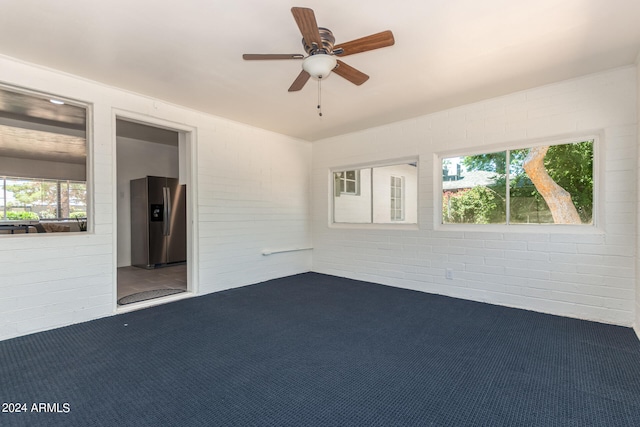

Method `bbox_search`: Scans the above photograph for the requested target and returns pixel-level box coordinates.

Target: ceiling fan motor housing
[303,27,336,54]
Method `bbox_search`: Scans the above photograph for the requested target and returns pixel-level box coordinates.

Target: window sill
[329,222,419,231]
[435,222,604,235]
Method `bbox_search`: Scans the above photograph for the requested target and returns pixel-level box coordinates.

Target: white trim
[330,222,420,231]
[436,131,603,160]
[115,289,192,314]
[111,109,199,313]
[329,156,419,173]
[435,132,603,232]
[0,83,93,234]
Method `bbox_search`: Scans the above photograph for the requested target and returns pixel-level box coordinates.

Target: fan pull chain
[317,78,323,117]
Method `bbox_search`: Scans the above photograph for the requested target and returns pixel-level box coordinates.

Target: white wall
[116,136,179,267]
[334,168,372,223]
[372,164,418,224]
[313,66,638,327]
[636,56,640,339]
[0,55,312,341]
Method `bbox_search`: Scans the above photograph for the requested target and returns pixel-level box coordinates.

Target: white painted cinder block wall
[0,55,312,341]
[312,66,638,327]
[636,56,640,339]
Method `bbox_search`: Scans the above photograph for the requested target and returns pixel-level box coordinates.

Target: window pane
[509,148,552,224]
[69,182,87,218]
[334,170,359,195]
[373,165,416,224]
[4,178,39,220]
[442,141,593,226]
[346,181,356,194]
[333,163,417,225]
[510,141,593,224]
[339,178,345,193]
[0,86,88,233]
[442,152,507,224]
[333,168,371,223]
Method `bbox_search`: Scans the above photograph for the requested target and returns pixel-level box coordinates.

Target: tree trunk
[522,146,581,224]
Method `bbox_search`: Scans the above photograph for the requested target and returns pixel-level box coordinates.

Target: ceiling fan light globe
[302,54,337,79]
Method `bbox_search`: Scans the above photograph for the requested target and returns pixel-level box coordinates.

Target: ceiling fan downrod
[317,78,323,117]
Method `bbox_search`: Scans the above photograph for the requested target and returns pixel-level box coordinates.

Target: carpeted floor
[1,272,640,426]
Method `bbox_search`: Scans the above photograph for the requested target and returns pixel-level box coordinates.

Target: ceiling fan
[243,7,395,92]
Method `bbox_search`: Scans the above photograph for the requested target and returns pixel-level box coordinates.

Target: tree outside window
[442,140,593,225]
[1,177,87,220]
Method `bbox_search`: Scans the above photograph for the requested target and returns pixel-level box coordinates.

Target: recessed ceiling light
[49,99,65,105]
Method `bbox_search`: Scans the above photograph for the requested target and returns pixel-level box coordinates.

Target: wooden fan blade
[243,54,304,60]
[288,70,311,92]
[291,7,322,48]
[334,30,395,56]
[333,60,369,86]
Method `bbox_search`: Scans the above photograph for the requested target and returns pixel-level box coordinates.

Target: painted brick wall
[312,66,638,327]
[636,57,640,338]
[0,55,312,341]
[196,123,313,292]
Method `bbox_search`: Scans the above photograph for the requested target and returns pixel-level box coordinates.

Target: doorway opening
[115,118,192,307]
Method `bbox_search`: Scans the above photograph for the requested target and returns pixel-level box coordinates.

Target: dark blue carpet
[1,272,640,426]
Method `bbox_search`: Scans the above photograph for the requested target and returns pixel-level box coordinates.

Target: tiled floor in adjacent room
[117,263,187,301]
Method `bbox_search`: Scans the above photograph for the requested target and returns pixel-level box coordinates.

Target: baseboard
[635,323,640,342]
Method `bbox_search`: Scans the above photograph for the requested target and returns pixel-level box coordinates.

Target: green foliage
[453,141,593,224]
[3,179,88,220]
[462,152,507,174]
[443,187,504,224]
[70,211,88,231]
[5,211,40,220]
[5,181,55,205]
[544,142,593,222]
[37,211,57,219]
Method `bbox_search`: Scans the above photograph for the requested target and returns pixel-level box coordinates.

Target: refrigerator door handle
[163,187,171,236]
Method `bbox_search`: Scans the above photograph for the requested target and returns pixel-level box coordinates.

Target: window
[1,177,86,220]
[441,139,594,225]
[390,176,404,221]
[333,161,417,225]
[0,85,88,234]
[335,170,360,195]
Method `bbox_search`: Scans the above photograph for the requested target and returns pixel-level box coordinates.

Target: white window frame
[330,157,419,229]
[336,170,360,195]
[435,133,602,233]
[0,83,92,234]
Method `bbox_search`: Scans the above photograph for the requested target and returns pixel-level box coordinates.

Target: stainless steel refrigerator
[130,176,186,268]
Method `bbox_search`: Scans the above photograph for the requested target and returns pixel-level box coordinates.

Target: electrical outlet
[445,268,453,280]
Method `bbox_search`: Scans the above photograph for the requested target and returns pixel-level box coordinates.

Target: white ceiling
[1,0,639,141]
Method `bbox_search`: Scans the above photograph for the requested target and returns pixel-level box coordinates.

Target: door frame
[112,109,199,313]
